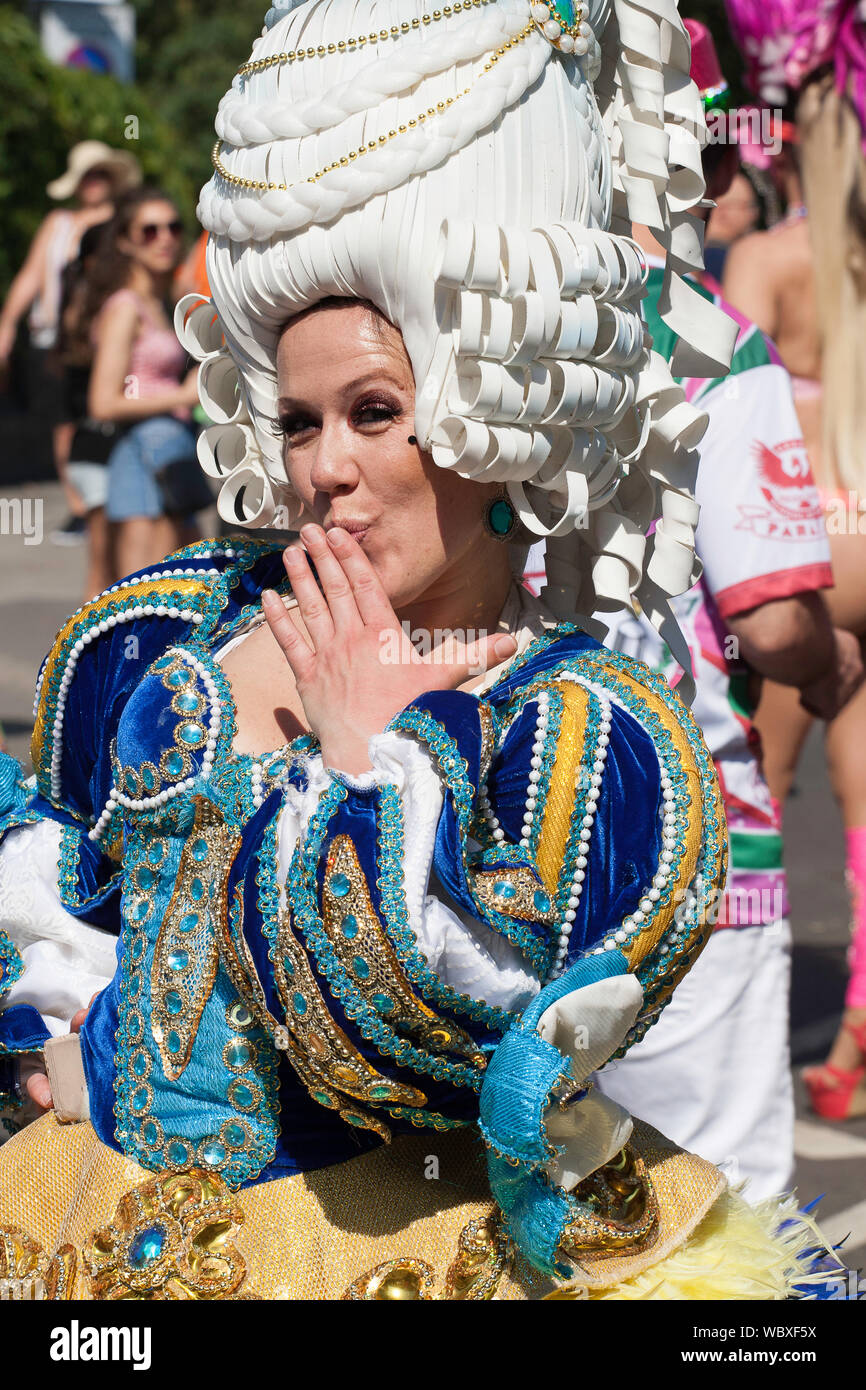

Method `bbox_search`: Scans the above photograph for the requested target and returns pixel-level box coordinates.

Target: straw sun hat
[46,140,142,201]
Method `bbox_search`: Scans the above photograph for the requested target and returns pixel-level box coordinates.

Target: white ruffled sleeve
[0,819,118,1039]
[276,735,539,1015]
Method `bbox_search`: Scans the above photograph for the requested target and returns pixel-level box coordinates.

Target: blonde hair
[798,72,866,492]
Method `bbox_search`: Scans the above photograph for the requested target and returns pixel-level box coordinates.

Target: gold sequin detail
[471,865,556,924]
[274,902,426,1137]
[151,799,242,1081]
[84,1169,250,1300]
[0,1225,76,1300]
[323,835,486,1065]
[561,1146,659,1257]
[342,1213,510,1300]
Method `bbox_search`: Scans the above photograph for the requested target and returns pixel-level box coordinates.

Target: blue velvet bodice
[0,540,724,1193]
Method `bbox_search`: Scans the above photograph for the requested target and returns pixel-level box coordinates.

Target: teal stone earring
[484,492,518,541]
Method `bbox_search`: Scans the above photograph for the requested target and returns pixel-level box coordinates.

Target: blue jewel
[180,723,205,746]
[128,1225,167,1269]
[340,914,358,939]
[165,751,186,779]
[176,692,200,712]
[353,956,370,981]
[230,1082,255,1109]
[147,842,166,865]
[533,889,551,913]
[283,956,295,978]
[166,1031,181,1055]
[167,949,189,973]
[202,1140,226,1167]
[330,872,351,898]
[223,1122,246,1148]
[131,1086,149,1113]
[166,669,190,688]
[178,912,199,934]
[164,991,183,1016]
[141,1120,159,1147]
[268,760,286,779]
[372,993,394,1014]
[141,767,157,793]
[190,878,205,902]
[225,1040,252,1069]
[292,993,307,1017]
[124,771,138,795]
[192,839,209,862]
[167,1140,190,1166]
[137,867,155,891]
[153,656,173,671]
[132,1052,148,1078]
[133,900,150,922]
[494,881,517,900]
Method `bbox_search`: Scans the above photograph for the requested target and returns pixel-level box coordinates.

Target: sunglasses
[136,220,184,244]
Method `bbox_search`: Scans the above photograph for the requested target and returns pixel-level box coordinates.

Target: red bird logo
[753,440,820,520]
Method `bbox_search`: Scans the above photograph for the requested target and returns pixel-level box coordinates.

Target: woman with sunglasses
[87,188,205,578]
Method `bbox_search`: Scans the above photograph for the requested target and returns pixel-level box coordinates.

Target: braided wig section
[188,0,736,671]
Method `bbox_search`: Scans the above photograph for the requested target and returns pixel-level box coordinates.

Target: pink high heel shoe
[803,1019,866,1121]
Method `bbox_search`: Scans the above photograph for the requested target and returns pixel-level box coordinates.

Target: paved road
[1,483,863,1277]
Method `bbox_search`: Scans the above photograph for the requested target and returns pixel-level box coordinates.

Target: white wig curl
[187,0,736,678]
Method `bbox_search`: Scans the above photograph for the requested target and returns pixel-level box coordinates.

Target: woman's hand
[262,524,517,775]
[23,1000,93,1113]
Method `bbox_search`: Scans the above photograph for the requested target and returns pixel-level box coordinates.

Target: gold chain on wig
[237,0,497,77]
[213,19,536,193]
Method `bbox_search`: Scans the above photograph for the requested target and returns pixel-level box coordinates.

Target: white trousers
[597,922,795,1201]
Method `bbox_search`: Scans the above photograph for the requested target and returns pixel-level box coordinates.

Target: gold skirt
[0,1114,807,1300]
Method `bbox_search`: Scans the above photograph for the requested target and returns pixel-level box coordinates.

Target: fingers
[282,543,335,649]
[70,1008,88,1034]
[422,631,518,688]
[299,525,363,633]
[325,527,399,629]
[262,589,315,683]
[26,1069,53,1112]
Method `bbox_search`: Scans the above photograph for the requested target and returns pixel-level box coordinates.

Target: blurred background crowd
[0,0,865,1272]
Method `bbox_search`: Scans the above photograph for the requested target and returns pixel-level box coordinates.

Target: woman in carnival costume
[724,0,866,1122]
[0,0,837,1299]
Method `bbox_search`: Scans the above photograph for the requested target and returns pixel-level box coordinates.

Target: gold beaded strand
[238,0,496,77]
[213,19,536,194]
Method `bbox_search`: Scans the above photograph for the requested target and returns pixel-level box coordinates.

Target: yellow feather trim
[577,1190,844,1301]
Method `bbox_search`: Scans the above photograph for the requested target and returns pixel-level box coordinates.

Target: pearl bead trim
[88,646,219,841]
[582,683,679,959]
[548,684,611,978]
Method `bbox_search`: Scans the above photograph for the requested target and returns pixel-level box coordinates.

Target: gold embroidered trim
[84,1169,250,1300]
[535,682,590,895]
[341,1213,511,1300]
[150,799,242,1081]
[560,1146,659,1257]
[0,1225,76,1300]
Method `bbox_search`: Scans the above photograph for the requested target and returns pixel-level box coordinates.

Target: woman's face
[706,171,758,245]
[276,302,505,613]
[121,200,184,276]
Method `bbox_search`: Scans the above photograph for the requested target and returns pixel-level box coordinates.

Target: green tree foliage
[129,0,268,190]
[0,6,196,295]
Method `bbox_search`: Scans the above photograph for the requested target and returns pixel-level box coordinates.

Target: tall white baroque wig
[187,0,736,677]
